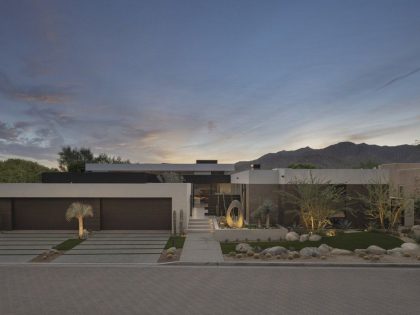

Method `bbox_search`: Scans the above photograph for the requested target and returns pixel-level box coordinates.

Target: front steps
[186,218,214,233]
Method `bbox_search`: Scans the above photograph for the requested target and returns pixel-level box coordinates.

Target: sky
[0,0,420,167]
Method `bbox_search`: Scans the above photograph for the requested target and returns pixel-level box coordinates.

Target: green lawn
[220,232,403,254]
[53,239,84,251]
[165,236,186,249]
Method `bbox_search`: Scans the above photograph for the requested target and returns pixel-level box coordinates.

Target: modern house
[0,161,419,231]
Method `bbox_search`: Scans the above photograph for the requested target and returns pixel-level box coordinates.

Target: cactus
[172,210,177,235]
[179,209,184,235]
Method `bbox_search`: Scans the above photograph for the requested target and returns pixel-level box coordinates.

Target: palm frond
[65,202,94,222]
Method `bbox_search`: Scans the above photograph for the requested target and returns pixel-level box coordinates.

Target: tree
[58,147,130,172]
[278,173,346,231]
[65,202,94,239]
[0,159,55,182]
[359,181,409,230]
[253,200,277,228]
[288,163,317,169]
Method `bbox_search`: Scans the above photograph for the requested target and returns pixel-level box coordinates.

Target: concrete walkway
[180,232,223,263]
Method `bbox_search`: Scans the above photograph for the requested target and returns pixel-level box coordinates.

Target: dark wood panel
[101,198,171,230]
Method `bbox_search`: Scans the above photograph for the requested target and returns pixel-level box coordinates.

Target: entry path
[180,232,223,262]
[1,264,419,314]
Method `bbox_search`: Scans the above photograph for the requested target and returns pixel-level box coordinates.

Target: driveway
[0,231,76,263]
[53,230,169,263]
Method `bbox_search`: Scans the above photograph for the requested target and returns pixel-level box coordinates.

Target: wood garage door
[13,198,79,230]
[101,198,172,230]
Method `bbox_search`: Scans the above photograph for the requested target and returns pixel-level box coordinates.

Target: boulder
[261,246,288,256]
[286,231,300,242]
[318,244,333,255]
[166,247,176,254]
[331,248,353,255]
[309,234,322,242]
[387,248,403,256]
[366,245,386,255]
[299,247,321,257]
[354,249,367,255]
[412,225,420,231]
[401,242,420,253]
[235,243,253,253]
[299,234,309,242]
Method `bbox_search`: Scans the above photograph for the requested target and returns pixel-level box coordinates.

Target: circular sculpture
[226,200,244,228]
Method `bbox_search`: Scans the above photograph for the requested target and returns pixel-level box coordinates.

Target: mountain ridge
[235,142,420,170]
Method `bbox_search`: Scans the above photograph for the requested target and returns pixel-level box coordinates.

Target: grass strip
[165,236,186,249]
[54,239,84,251]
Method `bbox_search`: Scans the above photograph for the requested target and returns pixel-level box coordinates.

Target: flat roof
[85,163,236,173]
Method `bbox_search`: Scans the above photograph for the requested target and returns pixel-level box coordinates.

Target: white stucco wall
[0,183,191,233]
[231,169,389,184]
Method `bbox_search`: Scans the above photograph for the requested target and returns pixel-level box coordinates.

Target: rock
[246,250,254,256]
[253,253,260,259]
[290,251,300,258]
[318,244,332,255]
[401,243,420,253]
[387,248,403,256]
[235,243,253,253]
[299,234,309,242]
[331,248,353,255]
[299,247,321,257]
[286,232,300,242]
[265,253,273,259]
[166,247,176,254]
[354,249,367,255]
[166,253,174,259]
[309,234,322,242]
[261,246,288,256]
[412,225,420,231]
[366,245,386,255]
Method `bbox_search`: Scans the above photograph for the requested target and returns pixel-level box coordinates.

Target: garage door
[101,198,171,230]
[13,198,79,230]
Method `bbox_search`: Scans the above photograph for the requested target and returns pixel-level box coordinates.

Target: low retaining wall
[213,219,288,242]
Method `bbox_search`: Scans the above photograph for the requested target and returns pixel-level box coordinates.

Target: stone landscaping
[221,227,420,264]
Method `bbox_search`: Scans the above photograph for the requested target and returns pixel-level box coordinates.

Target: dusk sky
[1,0,420,167]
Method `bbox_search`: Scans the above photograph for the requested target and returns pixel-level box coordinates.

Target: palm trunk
[265,215,270,229]
[257,218,262,229]
[78,216,84,239]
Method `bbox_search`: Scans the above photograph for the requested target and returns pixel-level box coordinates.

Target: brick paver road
[1,264,419,315]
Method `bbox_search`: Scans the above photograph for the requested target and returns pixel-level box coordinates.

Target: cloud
[0,72,71,104]
[378,66,420,90]
[0,121,20,141]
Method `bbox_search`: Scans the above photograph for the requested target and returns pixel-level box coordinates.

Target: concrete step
[186,229,214,233]
[188,223,211,227]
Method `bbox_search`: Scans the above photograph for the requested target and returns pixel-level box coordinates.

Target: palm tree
[65,202,93,238]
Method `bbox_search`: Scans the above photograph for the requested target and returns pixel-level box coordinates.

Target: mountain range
[235,142,420,170]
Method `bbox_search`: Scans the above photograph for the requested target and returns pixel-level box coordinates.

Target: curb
[169,261,420,268]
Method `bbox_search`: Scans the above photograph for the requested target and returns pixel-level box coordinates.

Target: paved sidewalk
[180,232,223,262]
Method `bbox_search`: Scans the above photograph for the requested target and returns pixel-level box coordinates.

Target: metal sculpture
[226,200,244,228]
